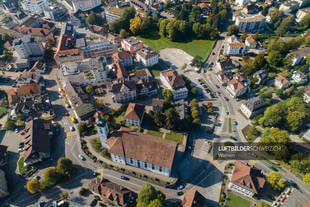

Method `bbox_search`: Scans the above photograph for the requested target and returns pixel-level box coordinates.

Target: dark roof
[231,161,265,194]
[106,127,178,169]
[161,70,185,88]
[24,119,52,163]
[182,190,207,207]
[76,103,96,119]
[152,98,164,108]
[243,97,267,112]
[124,103,145,121]
[64,81,92,108]
[88,177,137,206]
[219,59,234,70]
[111,81,136,94]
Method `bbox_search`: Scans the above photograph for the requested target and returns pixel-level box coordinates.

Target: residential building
[115,61,128,80]
[121,37,143,54]
[245,35,257,49]
[16,83,41,98]
[106,127,178,176]
[0,169,9,198]
[216,58,235,71]
[14,36,44,60]
[80,39,117,58]
[235,14,266,33]
[15,95,53,118]
[279,2,299,15]
[216,71,234,85]
[235,0,250,7]
[21,0,48,15]
[124,103,145,127]
[289,47,310,66]
[227,79,247,98]
[135,78,158,97]
[105,7,123,23]
[291,70,308,84]
[72,0,101,11]
[253,70,268,85]
[31,60,47,74]
[70,11,84,27]
[152,98,164,111]
[303,85,310,104]
[242,3,259,14]
[229,161,265,197]
[160,70,188,100]
[89,24,108,36]
[274,75,291,89]
[0,145,8,167]
[182,190,207,207]
[23,119,53,166]
[44,6,66,20]
[64,81,95,120]
[224,35,248,56]
[136,48,159,67]
[296,8,310,23]
[6,89,18,107]
[240,97,267,119]
[16,70,41,84]
[88,178,137,207]
[134,68,152,81]
[111,80,136,103]
[94,111,109,149]
[112,51,133,67]
[1,0,19,12]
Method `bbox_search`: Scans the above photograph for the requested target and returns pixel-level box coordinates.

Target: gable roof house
[6,89,18,107]
[160,70,188,100]
[124,103,145,127]
[88,178,137,206]
[112,51,133,67]
[240,97,267,119]
[289,47,310,66]
[303,85,310,104]
[136,47,159,67]
[17,83,41,98]
[182,190,207,207]
[16,70,42,84]
[106,127,178,176]
[253,70,268,85]
[274,75,290,89]
[291,70,308,85]
[245,35,257,49]
[152,98,164,111]
[216,71,234,85]
[227,79,247,98]
[216,58,235,71]
[111,81,137,103]
[23,119,53,166]
[229,161,265,197]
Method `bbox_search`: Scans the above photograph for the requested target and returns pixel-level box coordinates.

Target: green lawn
[0,107,8,118]
[225,192,250,207]
[137,33,215,60]
[148,65,164,77]
[115,112,125,124]
[228,118,232,133]
[18,157,28,174]
[165,132,184,144]
[147,129,164,138]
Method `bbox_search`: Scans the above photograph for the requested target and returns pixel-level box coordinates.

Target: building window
[144,163,147,168]
[159,167,162,172]
[152,164,154,170]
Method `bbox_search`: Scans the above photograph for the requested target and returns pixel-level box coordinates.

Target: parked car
[70,126,75,131]
[20,131,25,135]
[15,128,19,133]
[18,147,24,152]
[79,154,85,161]
[19,142,24,147]
[226,112,229,115]
[120,176,129,181]
[177,185,184,190]
[177,191,184,196]
[65,112,69,116]
[34,175,41,180]
[234,121,238,125]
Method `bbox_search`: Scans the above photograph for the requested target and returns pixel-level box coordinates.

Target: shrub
[79,187,88,196]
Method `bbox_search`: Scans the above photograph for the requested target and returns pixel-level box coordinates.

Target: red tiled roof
[227,79,245,93]
[136,48,158,60]
[124,103,145,121]
[161,70,185,88]
[106,127,178,169]
[6,89,18,105]
[116,61,128,79]
[231,161,265,194]
[276,75,289,86]
[229,43,245,47]
[17,83,40,97]
[182,190,207,207]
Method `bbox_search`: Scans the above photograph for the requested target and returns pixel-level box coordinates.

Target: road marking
[66,131,77,137]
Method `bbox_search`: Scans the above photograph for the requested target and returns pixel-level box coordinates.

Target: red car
[20,131,25,135]
[65,112,69,116]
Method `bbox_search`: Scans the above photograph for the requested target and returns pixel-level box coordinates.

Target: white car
[70,126,75,131]
[177,185,184,190]
[79,154,85,161]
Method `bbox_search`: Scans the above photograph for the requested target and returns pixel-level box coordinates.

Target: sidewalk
[83,135,177,183]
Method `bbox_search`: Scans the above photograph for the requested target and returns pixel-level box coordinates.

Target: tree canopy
[137,184,165,207]
[266,172,286,191]
[26,178,41,194]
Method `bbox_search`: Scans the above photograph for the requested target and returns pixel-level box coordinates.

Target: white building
[160,70,188,100]
[105,8,123,23]
[224,35,248,56]
[235,14,266,33]
[229,161,265,197]
[106,127,178,176]
[72,0,101,12]
[274,75,291,89]
[80,39,117,58]
[296,8,310,23]
[227,79,247,98]
[289,47,310,66]
[136,48,159,67]
[124,103,145,127]
[13,36,44,59]
[303,85,310,104]
[21,0,49,15]
[240,97,267,119]
[291,70,308,84]
[94,111,109,149]
[235,0,250,7]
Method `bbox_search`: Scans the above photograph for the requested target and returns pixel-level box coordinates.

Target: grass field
[147,129,164,138]
[148,64,164,77]
[0,107,8,118]
[225,192,250,207]
[165,132,184,144]
[137,33,215,60]
[18,157,28,174]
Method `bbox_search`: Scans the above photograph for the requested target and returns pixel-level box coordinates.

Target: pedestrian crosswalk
[66,131,77,137]
[224,114,236,119]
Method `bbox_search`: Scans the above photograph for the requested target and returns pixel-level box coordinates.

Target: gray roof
[243,97,267,112]
[290,47,310,59]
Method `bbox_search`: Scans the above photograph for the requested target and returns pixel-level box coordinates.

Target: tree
[42,167,59,189]
[262,103,285,127]
[164,108,180,130]
[85,11,104,26]
[5,119,16,130]
[96,98,104,108]
[267,50,282,66]
[286,111,306,132]
[285,97,304,112]
[266,172,286,191]
[192,56,203,67]
[300,13,310,29]
[162,89,173,103]
[120,29,128,38]
[153,110,165,128]
[304,173,310,186]
[227,25,239,36]
[59,191,69,200]
[137,184,165,207]
[16,113,26,121]
[276,17,293,36]
[148,199,164,207]
[1,33,12,42]
[306,55,310,65]
[85,85,93,94]
[56,157,74,177]
[270,8,284,28]
[26,178,41,194]
[130,16,145,35]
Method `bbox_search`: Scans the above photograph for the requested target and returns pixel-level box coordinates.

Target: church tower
[94,111,109,149]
